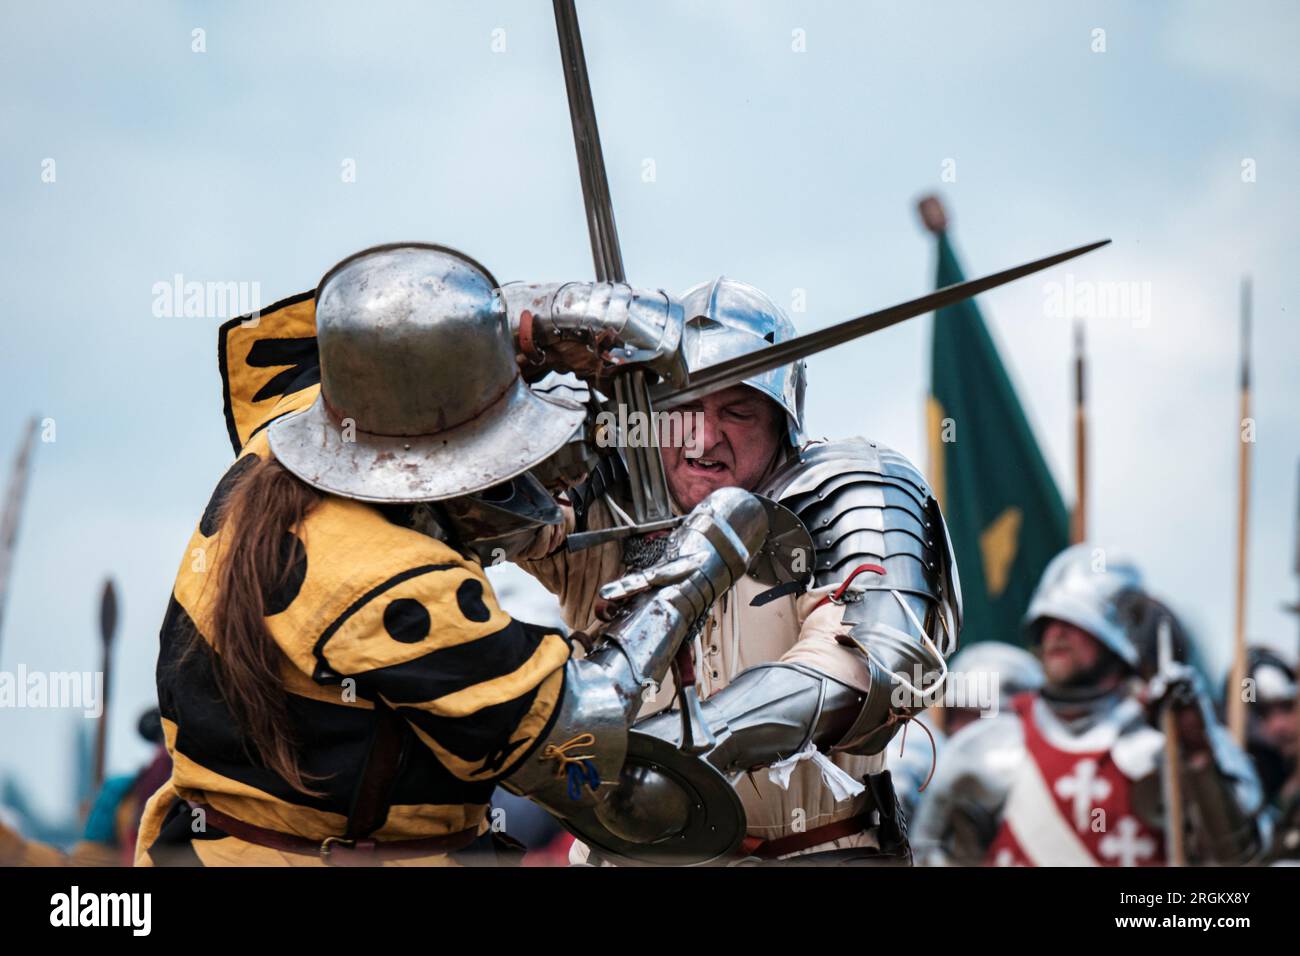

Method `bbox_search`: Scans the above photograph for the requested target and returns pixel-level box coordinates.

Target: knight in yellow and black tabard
[136,243,771,866]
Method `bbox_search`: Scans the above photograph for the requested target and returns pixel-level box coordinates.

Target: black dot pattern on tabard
[384,597,432,643]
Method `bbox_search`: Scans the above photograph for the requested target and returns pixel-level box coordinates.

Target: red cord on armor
[812,563,887,611]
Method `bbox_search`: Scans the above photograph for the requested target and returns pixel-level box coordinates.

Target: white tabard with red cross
[985,693,1166,867]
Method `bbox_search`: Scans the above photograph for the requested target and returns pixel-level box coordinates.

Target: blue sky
[1,0,1297,819]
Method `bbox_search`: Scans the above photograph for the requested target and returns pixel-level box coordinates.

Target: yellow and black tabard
[136,293,570,866]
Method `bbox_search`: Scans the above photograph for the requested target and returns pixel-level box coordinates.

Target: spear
[1070,320,1088,544]
[1226,278,1252,745]
[1285,461,1300,797]
[92,578,118,798]
[0,417,40,660]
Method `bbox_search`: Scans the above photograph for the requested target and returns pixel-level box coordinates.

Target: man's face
[1257,701,1297,759]
[660,385,785,510]
[1039,618,1116,689]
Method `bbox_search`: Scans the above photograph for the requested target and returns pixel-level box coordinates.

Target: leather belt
[187,801,479,865]
[736,810,875,861]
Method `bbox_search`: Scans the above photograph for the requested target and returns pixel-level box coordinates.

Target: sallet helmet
[678,277,807,447]
[1022,543,1144,670]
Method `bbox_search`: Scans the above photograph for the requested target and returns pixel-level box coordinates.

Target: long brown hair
[205,454,323,794]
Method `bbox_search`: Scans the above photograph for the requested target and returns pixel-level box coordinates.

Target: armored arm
[501,487,768,817]
[500,281,688,387]
[623,441,960,788]
[633,661,866,774]
[762,439,962,756]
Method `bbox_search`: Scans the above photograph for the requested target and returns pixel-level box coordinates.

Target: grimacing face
[659,384,785,511]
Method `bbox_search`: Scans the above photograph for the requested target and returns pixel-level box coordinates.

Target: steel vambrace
[501,488,768,817]
[632,662,868,776]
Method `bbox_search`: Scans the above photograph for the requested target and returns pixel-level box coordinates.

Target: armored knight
[505,277,961,864]
[911,544,1265,867]
[1224,646,1297,811]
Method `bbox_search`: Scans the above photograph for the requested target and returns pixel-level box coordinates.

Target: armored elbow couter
[500,281,688,387]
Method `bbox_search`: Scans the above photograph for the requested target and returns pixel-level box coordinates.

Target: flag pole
[1287,461,1300,797]
[1227,277,1253,745]
[920,193,950,509]
[1070,320,1087,544]
[918,194,949,733]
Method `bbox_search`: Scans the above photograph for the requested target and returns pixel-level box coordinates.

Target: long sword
[552,0,672,525]
[553,0,715,752]
[653,239,1111,409]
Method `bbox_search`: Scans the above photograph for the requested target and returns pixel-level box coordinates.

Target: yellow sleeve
[311,559,572,783]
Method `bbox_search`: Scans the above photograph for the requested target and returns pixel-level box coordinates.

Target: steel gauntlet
[501,487,768,815]
[500,281,688,386]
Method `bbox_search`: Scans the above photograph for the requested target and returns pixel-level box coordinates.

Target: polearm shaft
[1071,319,1088,543]
[1227,276,1253,745]
[1157,617,1187,866]
[1290,462,1300,794]
[552,0,672,523]
[92,579,119,798]
[0,417,39,661]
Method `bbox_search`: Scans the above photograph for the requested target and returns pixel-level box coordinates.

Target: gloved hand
[587,488,768,697]
[1141,661,1213,762]
[599,487,766,619]
[501,280,688,388]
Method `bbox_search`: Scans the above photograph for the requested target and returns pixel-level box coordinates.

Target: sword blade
[554,0,674,523]
[653,238,1111,409]
[553,0,624,284]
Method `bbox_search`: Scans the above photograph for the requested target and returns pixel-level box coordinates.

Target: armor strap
[344,700,409,842]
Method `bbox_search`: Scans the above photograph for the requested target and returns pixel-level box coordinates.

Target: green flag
[927,226,1070,647]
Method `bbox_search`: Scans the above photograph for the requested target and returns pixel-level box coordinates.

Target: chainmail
[621,530,710,650]
[620,530,672,571]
